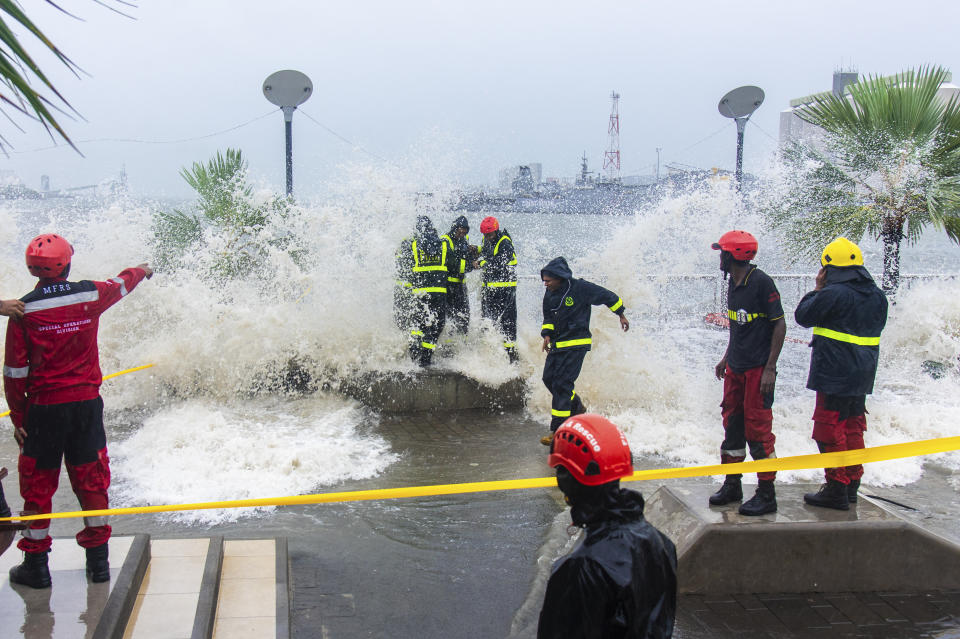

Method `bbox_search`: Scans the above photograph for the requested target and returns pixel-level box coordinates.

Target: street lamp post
[262,70,313,197]
[717,86,764,192]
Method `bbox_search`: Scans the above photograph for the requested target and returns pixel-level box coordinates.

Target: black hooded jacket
[399,216,448,293]
[541,257,625,352]
[441,215,475,283]
[538,488,678,639]
[794,265,888,395]
[479,228,517,286]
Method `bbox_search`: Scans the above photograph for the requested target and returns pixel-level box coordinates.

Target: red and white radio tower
[603,91,621,183]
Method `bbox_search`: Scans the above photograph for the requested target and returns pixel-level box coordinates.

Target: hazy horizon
[1,0,957,199]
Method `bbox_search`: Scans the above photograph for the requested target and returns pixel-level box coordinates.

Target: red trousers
[17,398,111,553]
[812,392,866,485]
[720,365,776,481]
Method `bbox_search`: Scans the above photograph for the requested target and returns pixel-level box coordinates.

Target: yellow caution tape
[1,436,957,523]
[0,364,154,419]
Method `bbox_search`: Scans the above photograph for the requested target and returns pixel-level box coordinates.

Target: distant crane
[602,91,621,183]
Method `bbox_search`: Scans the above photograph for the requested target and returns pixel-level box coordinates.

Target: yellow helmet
[820,237,863,267]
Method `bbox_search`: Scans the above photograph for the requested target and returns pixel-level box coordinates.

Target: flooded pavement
[1,407,959,637]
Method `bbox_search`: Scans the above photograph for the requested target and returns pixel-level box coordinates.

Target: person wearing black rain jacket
[539,414,677,639]
[794,237,888,509]
[406,216,448,367]
[540,257,629,445]
[478,216,518,362]
[440,215,477,335]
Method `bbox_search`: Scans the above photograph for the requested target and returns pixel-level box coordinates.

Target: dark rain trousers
[720,365,776,481]
[812,392,866,484]
[409,292,446,366]
[445,282,470,335]
[481,287,517,355]
[543,348,588,431]
[18,397,111,553]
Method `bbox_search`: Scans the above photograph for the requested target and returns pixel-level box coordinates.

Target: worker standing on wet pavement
[795,237,887,510]
[405,216,448,367]
[539,256,628,446]
[3,233,152,588]
[440,215,476,335]
[709,230,786,516]
[477,216,518,363]
[538,413,677,639]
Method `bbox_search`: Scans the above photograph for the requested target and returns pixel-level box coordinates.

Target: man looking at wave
[3,233,152,588]
[708,230,785,516]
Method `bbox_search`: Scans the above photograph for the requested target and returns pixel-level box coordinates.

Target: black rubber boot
[804,480,850,510]
[739,479,777,516]
[9,551,52,589]
[708,476,743,506]
[507,348,518,364]
[847,479,860,504]
[86,544,110,583]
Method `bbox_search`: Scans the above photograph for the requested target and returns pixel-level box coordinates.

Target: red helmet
[711,230,758,261]
[25,233,73,277]
[548,414,633,486]
[479,216,499,234]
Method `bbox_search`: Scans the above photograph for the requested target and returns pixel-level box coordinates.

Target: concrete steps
[0,535,289,639]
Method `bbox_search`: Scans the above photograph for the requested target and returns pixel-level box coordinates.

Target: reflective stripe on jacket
[479,230,517,287]
[794,265,887,395]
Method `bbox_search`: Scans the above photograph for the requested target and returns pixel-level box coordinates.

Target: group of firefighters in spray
[395,214,520,367]
[0,225,889,638]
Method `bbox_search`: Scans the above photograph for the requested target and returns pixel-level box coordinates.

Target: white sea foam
[109,397,397,524]
[0,172,957,519]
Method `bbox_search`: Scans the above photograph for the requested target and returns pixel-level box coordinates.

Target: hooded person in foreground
[794,237,887,510]
[538,413,677,639]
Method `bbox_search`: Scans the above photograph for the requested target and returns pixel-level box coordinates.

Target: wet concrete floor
[3,408,960,638]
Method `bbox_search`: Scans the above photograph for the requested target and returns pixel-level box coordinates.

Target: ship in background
[455,91,744,215]
[454,152,742,215]
[0,167,128,200]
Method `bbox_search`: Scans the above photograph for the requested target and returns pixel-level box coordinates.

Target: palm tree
[153,149,298,277]
[0,0,132,150]
[766,66,960,297]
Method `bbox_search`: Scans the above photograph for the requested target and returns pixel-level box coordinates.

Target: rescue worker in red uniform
[709,231,786,516]
[3,233,152,588]
[795,237,887,510]
[538,414,677,639]
[477,216,518,363]
[440,216,476,335]
[540,257,628,446]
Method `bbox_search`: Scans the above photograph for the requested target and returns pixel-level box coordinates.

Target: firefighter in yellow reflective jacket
[477,216,518,363]
[440,215,477,335]
[539,256,629,445]
[405,216,448,367]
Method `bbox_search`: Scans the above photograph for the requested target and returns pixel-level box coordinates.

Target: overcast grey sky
[2,0,958,198]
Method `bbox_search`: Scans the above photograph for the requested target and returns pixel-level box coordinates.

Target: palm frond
[0,1,136,151]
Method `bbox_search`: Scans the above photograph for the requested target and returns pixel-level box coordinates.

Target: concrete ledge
[339,369,526,412]
[191,537,224,639]
[644,485,960,594]
[92,533,151,639]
